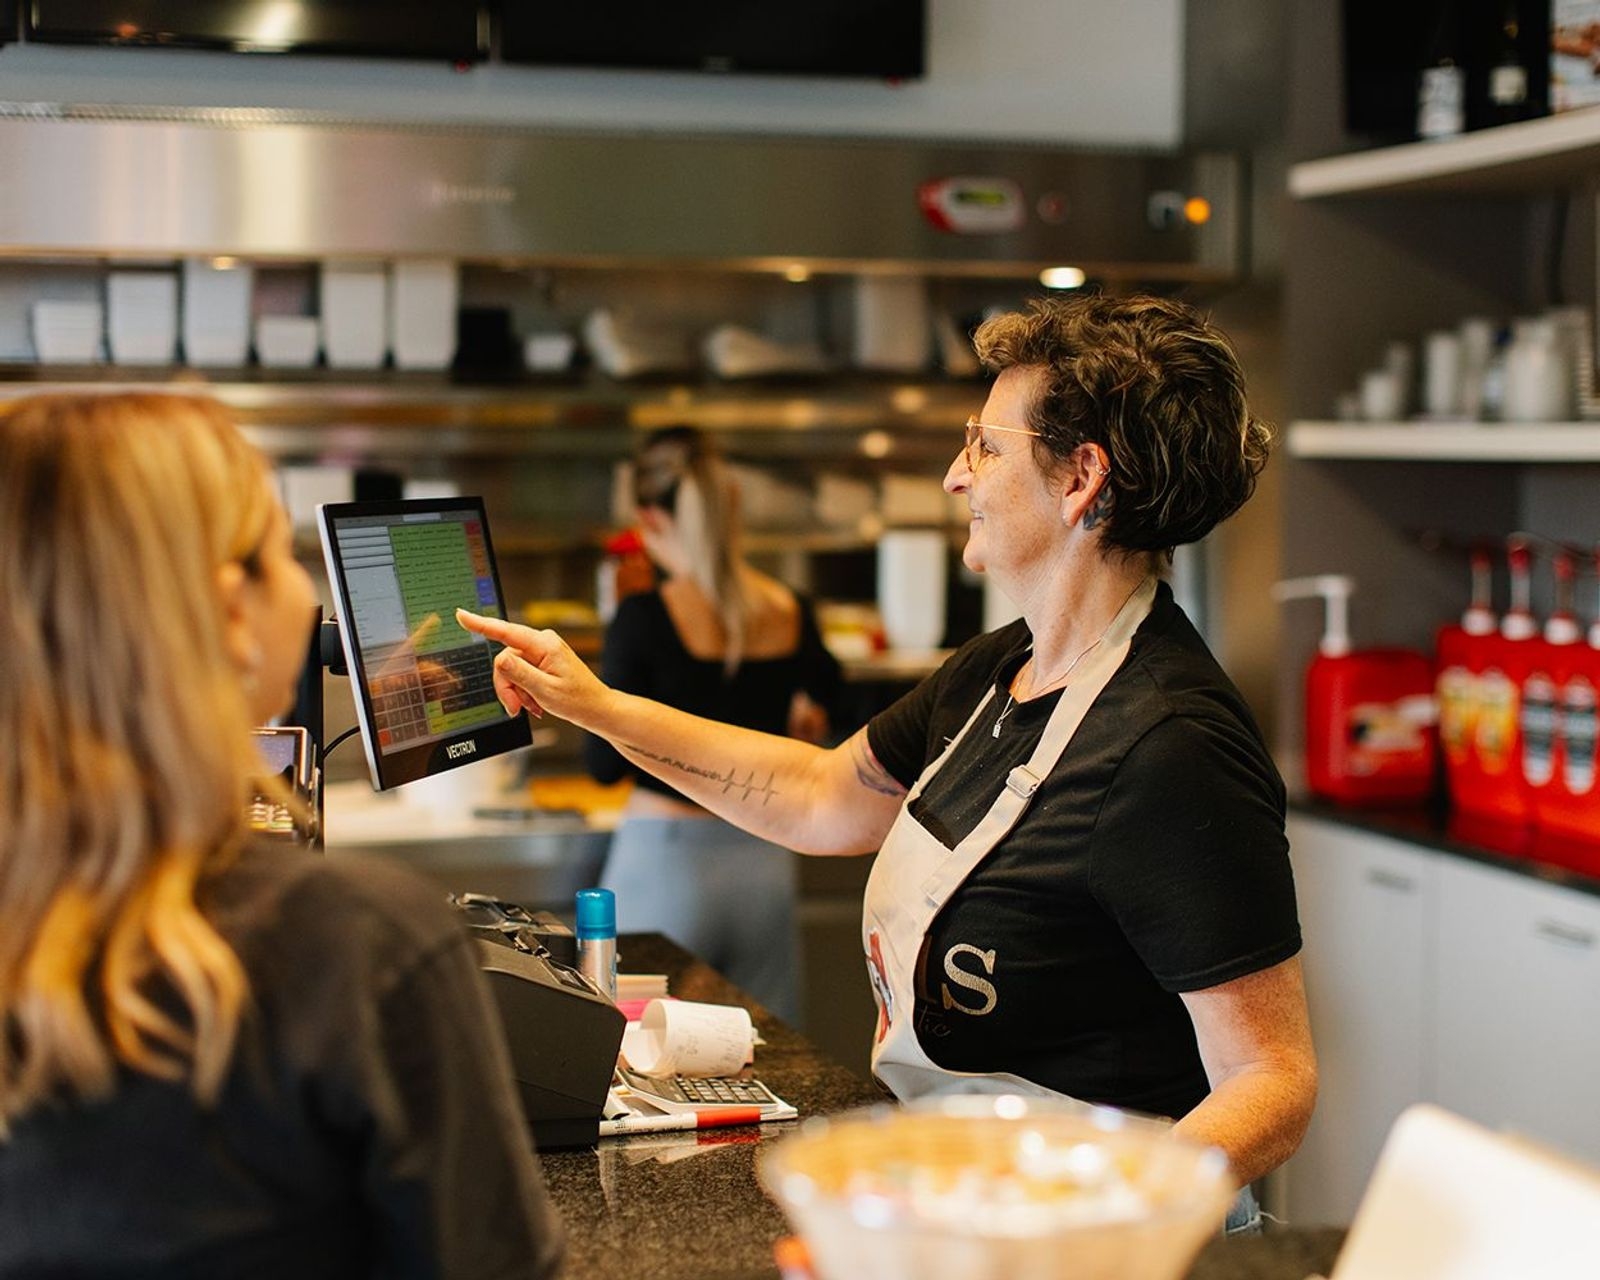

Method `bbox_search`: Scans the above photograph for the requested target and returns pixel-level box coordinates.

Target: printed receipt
[621,998,756,1077]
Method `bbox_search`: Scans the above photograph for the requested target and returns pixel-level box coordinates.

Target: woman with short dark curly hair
[971,293,1272,555]
[460,293,1315,1223]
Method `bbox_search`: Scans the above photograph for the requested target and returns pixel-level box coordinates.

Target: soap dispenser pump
[1274,575,1436,806]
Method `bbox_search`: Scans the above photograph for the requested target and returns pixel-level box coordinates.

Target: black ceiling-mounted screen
[25,1,487,60]
[498,0,925,79]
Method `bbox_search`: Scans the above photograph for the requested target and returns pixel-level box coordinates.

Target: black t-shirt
[0,846,563,1280]
[866,581,1299,1120]
[586,589,842,797]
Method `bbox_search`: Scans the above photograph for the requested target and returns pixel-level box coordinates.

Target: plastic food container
[759,1095,1233,1280]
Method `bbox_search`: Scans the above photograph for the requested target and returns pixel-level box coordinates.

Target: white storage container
[277,465,354,532]
[107,270,178,366]
[389,259,457,370]
[254,316,320,369]
[31,300,103,364]
[181,258,253,367]
[524,332,576,372]
[851,276,931,373]
[877,529,948,651]
[320,262,388,369]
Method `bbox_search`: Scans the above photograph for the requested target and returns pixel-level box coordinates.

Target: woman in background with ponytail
[587,426,841,1022]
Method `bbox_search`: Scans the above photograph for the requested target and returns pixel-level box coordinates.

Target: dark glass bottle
[1486,0,1532,125]
[1418,0,1466,139]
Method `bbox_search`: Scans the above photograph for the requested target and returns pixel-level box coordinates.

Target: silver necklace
[991,639,1103,738]
[990,578,1150,738]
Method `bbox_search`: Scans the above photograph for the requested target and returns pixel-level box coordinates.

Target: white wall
[0,0,1184,146]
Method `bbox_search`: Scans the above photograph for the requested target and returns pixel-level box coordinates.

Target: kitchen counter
[540,933,1347,1280]
[322,777,613,910]
[1291,796,1600,898]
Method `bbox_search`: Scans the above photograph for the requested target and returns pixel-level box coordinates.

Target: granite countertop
[538,932,883,1280]
[1291,795,1600,898]
[537,933,1347,1280]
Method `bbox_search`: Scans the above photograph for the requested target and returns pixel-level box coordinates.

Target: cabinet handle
[1534,919,1596,950]
[1364,868,1416,893]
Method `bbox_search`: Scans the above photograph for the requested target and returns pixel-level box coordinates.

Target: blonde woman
[0,395,561,1278]
[585,426,841,1022]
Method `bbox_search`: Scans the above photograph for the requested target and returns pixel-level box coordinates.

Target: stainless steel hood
[0,104,1239,282]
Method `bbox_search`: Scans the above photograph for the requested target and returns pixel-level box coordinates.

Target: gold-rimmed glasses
[963,415,1042,470]
[962,416,1112,478]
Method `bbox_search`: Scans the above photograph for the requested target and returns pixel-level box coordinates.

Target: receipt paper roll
[623,998,756,1077]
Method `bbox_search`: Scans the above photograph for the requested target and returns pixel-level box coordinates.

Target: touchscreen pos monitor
[317,498,531,790]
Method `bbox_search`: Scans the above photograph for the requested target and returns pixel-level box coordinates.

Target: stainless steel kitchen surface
[0,105,1239,280]
[321,778,611,910]
[0,102,1243,1067]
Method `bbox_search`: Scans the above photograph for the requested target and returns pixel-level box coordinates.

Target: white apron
[862,577,1158,1101]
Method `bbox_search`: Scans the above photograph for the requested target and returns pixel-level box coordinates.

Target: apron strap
[917,577,1158,904]
[905,686,998,805]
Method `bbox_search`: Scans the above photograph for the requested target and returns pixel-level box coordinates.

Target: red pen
[598,1107,764,1137]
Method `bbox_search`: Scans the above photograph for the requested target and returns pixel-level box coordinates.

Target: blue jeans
[1224,1184,1262,1236]
[600,816,801,1023]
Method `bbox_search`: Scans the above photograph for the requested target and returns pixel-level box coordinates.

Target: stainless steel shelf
[295,524,919,560]
[0,369,987,461]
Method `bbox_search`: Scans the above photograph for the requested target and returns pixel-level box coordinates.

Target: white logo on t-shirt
[940,943,998,1016]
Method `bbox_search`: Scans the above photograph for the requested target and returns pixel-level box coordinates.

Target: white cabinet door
[1281,815,1438,1227]
[1435,856,1600,1166]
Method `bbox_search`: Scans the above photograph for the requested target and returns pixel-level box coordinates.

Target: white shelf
[1288,420,1600,461]
[1289,109,1600,198]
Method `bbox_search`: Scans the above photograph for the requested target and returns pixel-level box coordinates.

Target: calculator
[616,1065,783,1112]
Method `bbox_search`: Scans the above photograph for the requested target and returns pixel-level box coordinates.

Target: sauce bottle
[1437,546,1497,807]
[1275,575,1436,806]
[1538,547,1600,843]
[1458,537,1535,826]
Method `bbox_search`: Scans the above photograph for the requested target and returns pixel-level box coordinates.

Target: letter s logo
[940,943,998,1016]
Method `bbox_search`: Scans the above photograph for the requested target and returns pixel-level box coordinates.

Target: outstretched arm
[457,609,905,856]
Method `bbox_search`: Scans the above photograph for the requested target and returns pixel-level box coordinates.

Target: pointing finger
[457,608,537,649]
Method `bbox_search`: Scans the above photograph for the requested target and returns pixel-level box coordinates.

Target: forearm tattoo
[851,734,906,797]
[623,744,780,805]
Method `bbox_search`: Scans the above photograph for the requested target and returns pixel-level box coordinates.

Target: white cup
[1383,340,1415,417]
[1504,319,1572,422]
[1360,368,1404,422]
[1423,331,1463,418]
[1457,317,1496,420]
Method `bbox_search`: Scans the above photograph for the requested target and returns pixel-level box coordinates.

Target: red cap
[604,528,646,556]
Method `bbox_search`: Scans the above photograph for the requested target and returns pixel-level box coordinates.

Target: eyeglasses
[963,415,1042,470]
[961,415,1111,478]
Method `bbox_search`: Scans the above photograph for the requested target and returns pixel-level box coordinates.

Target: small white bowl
[524,332,576,372]
[255,316,321,369]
